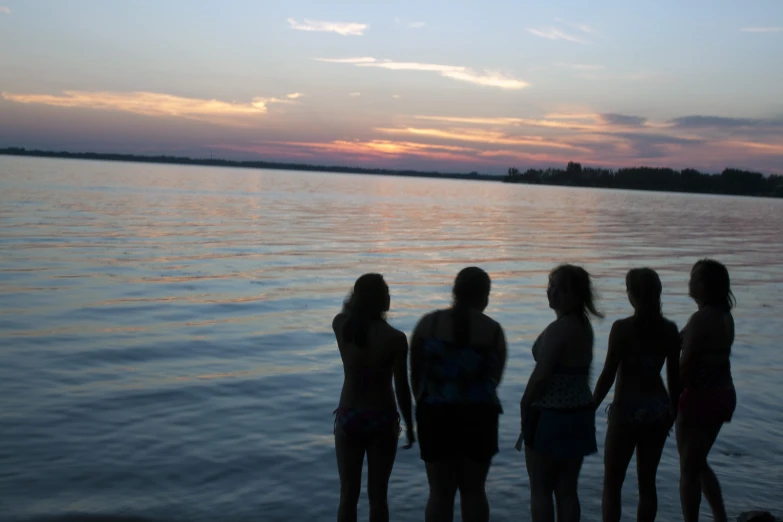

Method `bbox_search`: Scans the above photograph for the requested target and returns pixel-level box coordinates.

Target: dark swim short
[416,403,499,463]
[523,406,597,460]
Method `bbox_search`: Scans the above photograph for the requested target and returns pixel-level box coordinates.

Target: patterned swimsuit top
[417,310,501,407]
[531,324,593,410]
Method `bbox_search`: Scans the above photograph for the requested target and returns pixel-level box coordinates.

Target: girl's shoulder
[332,312,349,332]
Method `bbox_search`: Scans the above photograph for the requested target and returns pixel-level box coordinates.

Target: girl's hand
[402,426,416,449]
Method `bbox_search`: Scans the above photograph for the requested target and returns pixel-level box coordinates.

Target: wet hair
[692,259,735,312]
[550,264,604,321]
[341,273,389,348]
[626,267,664,333]
[451,267,491,346]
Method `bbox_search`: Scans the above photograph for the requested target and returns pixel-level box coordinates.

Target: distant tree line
[505,162,783,198]
[2,147,781,198]
[0,147,502,182]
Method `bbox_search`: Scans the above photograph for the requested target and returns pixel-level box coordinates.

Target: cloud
[317,57,529,90]
[0,6,9,14]
[1,90,291,127]
[395,18,425,29]
[194,108,783,173]
[600,113,648,126]
[348,92,361,97]
[375,127,589,151]
[356,61,460,73]
[529,19,598,43]
[221,139,480,165]
[413,113,607,131]
[719,141,783,154]
[286,92,305,99]
[439,69,529,89]
[527,27,587,43]
[606,132,704,159]
[740,27,782,33]
[415,115,525,126]
[669,115,783,129]
[315,57,377,64]
[287,18,367,36]
[555,18,598,34]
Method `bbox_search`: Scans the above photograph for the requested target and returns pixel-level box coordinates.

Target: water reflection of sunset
[3,158,783,520]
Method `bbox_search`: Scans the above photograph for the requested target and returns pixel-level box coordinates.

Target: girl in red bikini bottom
[678,365,736,424]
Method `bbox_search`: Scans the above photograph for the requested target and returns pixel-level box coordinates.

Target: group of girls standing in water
[332,259,737,522]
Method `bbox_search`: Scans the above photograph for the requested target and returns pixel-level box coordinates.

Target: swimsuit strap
[492,322,501,348]
[417,311,440,403]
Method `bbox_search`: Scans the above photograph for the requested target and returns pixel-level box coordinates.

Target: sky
[1,0,782,174]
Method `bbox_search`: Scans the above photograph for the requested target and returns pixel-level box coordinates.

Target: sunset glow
[1,0,781,173]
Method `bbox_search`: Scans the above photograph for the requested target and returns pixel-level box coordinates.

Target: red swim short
[678,387,736,423]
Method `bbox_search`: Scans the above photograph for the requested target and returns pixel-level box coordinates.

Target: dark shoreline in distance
[1,147,781,198]
[0,147,503,182]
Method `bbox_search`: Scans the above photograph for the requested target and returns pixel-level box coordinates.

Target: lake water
[1,156,782,522]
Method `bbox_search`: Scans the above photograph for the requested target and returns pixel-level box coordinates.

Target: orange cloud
[276,139,473,157]
[213,139,482,165]
[375,127,590,151]
[412,113,611,132]
[719,140,783,154]
[414,115,526,126]
[1,90,292,127]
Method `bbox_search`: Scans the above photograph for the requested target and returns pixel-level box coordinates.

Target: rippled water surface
[1,157,782,521]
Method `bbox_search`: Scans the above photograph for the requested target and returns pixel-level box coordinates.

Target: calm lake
[1,156,782,521]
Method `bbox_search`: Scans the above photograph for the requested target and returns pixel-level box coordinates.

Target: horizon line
[0,145,779,179]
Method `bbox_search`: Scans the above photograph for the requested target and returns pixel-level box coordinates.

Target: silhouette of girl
[593,268,681,522]
[411,267,507,522]
[520,264,601,522]
[677,259,737,522]
[332,274,414,522]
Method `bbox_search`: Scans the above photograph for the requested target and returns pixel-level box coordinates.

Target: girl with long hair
[332,274,414,522]
[593,268,680,522]
[520,264,602,522]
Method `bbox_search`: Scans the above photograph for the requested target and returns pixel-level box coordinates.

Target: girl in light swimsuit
[593,268,680,522]
[332,274,414,522]
[520,264,602,522]
[677,259,736,522]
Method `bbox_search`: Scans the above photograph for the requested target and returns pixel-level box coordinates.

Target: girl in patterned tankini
[520,264,602,522]
[411,267,507,522]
